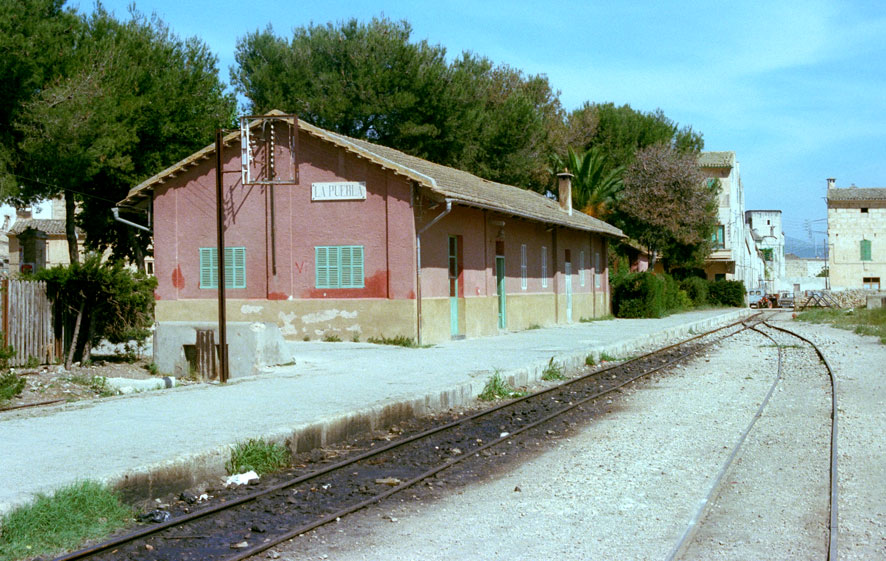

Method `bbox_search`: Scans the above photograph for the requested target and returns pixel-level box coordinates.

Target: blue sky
[68,0,886,247]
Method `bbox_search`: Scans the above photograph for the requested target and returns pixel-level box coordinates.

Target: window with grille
[860,239,872,261]
[594,250,602,288]
[521,244,527,290]
[200,247,246,289]
[315,246,364,289]
[541,246,548,288]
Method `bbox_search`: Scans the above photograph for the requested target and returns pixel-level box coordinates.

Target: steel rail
[666,317,837,561]
[665,318,785,561]
[225,314,763,561]
[54,312,760,561]
[761,320,838,561]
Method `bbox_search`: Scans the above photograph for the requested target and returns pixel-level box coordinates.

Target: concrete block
[153,322,294,379]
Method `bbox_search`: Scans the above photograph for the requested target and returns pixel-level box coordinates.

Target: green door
[449,236,459,337]
[496,256,506,329]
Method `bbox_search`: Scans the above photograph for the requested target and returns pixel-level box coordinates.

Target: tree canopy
[232,17,564,190]
[3,3,235,264]
[617,144,718,271]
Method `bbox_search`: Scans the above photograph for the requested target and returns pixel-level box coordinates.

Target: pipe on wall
[415,198,453,346]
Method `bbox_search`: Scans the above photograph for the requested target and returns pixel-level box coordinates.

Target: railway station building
[120,112,624,376]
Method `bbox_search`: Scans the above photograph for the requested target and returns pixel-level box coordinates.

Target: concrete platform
[0,308,751,514]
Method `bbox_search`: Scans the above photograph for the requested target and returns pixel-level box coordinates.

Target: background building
[827,178,885,290]
[698,151,765,290]
[746,210,785,292]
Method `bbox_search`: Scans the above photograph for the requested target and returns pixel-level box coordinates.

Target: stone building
[826,178,886,290]
[7,199,84,274]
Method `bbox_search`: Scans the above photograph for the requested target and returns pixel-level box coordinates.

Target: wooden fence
[2,279,59,366]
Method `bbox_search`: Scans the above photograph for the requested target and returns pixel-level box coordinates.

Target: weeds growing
[322,334,342,342]
[366,335,418,348]
[585,355,596,366]
[600,352,618,362]
[580,314,615,323]
[478,371,525,401]
[796,307,886,344]
[0,371,26,406]
[541,357,567,381]
[226,438,290,476]
[0,480,132,560]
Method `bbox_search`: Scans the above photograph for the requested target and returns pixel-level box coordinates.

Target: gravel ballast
[268,314,884,560]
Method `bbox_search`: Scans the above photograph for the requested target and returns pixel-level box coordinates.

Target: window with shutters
[199,247,246,289]
[860,239,872,261]
[315,246,364,289]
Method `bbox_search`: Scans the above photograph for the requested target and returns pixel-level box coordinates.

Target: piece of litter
[500,432,510,438]
[226,471,259,486]
[375,477,402,486]
[230,541,249,549]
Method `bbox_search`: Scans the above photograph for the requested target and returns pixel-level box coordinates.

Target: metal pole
[215,130,229,382]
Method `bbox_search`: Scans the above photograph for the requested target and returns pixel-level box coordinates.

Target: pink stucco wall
[417,206,609,300]
[153,129,416,301]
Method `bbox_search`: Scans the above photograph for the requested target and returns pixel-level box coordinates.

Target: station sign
[311,181,367,201]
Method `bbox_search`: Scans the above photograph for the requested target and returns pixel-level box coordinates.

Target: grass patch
[226,438,290,476]
[64,374,115,397]
[0,371,26,406]
[526,323,541,330]
[366,335,418,348]
[580,314,615,323]
[585,355,596,366]
[795,307,886,344]
[540,357,567,381]
[0,480,132,560]
[321,334,342,342]
[600,352,618,362]
[478,371,526,401]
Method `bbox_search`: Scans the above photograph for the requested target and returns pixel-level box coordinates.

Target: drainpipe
[415,199,453,346]
[111,207,151,233]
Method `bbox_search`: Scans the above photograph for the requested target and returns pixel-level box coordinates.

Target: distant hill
[785,235,826,259]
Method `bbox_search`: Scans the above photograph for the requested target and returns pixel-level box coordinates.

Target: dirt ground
[0,351,193,411]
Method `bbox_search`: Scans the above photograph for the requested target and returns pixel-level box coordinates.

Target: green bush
[30,255,157,364]
[708,279,745,307]
[680,277,709,306]
[612,272,665,318]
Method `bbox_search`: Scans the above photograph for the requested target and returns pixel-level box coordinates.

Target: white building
[746,210,785,292]
[698,151,765,290]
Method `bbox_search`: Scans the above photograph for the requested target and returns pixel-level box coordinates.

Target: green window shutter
[200,247,246,289]
[227,247,246,288]
[315,245,363,288]
[200,248,217,288]
[861,239,872,261]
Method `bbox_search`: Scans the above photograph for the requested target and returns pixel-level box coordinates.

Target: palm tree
[552,146,624,218]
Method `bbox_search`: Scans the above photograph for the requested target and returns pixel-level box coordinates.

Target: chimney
[557,169,574,216]
[827,178,835,190]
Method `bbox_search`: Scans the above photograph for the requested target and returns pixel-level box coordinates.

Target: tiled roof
[827,187,886,202]
[8,218,69,236]
[121,112,624,238]
[697,151,735,168]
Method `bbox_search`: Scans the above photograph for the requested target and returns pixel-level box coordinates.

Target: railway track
[668,316,838,560]
[54,315,763,561]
